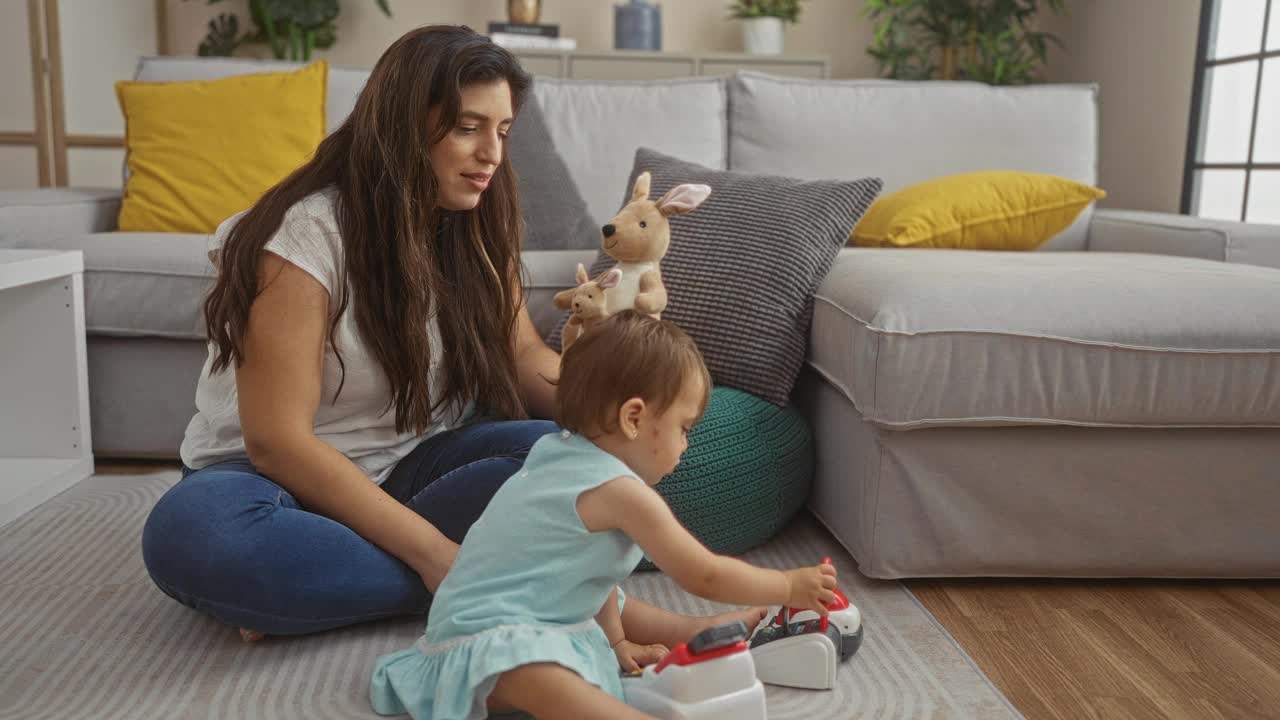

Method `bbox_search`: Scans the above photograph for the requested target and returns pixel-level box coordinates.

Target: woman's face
[428,80,514,211]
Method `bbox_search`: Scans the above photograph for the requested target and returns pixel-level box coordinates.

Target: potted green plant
[186,0,392,61]
[864,0,1066,85]
[728,0,806,56]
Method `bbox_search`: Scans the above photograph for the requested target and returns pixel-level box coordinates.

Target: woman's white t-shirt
[180,189,469,484]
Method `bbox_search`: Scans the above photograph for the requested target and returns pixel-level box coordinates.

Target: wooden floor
[99,460,1279,719]
[907,579,1280,720]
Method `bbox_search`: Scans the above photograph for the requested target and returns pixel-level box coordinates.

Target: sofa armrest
[522,249,598,340]
[0,188,122,250]
[1089,208,1280,270]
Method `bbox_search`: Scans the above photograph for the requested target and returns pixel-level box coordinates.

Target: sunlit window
[1184,0,1280,223]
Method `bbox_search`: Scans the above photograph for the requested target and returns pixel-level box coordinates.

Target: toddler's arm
[578,476,836,613]
[595,586,669,672]
[595,587,626,648]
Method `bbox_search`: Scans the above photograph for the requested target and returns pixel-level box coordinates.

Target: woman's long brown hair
[203,25,532,433]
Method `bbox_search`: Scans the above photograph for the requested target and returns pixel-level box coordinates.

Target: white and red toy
[748,558,864,690]
[622,621,767,720]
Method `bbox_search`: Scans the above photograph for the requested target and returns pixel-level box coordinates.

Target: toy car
[748,561,863,690]
[622,621,767,720]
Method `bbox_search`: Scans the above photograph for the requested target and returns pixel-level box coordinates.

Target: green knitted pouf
[638,386,813,570]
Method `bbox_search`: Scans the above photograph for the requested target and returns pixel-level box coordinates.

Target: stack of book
[488,22,577,50]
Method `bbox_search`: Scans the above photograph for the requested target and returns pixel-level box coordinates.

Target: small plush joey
[553,264,623,350]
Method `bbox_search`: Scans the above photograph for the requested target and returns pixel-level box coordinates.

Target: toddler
[370,310,837,719]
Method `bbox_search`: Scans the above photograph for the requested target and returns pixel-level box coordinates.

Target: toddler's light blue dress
[370,430,643,719]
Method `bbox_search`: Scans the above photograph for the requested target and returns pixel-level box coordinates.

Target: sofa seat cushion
[30,231,213,339]
[810,249,1280,429]
[34,231,595,341]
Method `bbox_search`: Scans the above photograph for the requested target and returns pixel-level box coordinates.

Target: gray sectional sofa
[2,57,1278,578]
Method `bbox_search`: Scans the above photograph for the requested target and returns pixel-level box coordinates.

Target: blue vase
[614,0,661,51]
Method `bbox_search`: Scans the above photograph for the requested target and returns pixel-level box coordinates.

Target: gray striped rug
[0,473,1019,719]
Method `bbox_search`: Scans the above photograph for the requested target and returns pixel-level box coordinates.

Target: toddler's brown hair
[555,310,711,437]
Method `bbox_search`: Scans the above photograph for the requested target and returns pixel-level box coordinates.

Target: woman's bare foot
[238,628,265,643]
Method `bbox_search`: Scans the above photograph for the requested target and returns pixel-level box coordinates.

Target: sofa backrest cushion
[507,95,601,250]
[131,58,728,233]
[531,76,728,226]
[727,72,1100,250]
[134,56,367,134]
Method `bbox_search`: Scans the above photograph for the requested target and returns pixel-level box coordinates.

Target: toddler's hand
[612,638,669,674]
[783,561,838,615]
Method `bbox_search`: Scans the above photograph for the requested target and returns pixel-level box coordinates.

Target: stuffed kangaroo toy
[599,171,711,317]
[553,264,622,350]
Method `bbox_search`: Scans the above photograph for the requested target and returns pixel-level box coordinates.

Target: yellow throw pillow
[115,61,327,234]
[850,170,1106,250]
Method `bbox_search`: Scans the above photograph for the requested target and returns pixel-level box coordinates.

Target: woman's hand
[613,638,669,673]
[783,562,838,616]
[513,305,560,419]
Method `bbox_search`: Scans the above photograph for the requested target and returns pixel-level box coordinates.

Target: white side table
[0,249,94,529]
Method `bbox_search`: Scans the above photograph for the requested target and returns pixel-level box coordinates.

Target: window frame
[1181,0,1279,220]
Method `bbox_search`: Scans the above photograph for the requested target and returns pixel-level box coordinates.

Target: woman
[141,25,755,647]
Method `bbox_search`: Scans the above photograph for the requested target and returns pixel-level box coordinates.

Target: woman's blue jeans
[141,420,558,635]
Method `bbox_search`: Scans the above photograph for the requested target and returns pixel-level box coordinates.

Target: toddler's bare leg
[487,663,654,720]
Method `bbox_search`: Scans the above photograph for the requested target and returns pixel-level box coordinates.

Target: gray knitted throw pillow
[549,147,882,405]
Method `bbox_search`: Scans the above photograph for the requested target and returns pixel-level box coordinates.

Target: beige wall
[163,0,1201,213]
[1042,0,1201,213]
[0,0,41,190]
[59,0,157,187]
[163,0,880,78]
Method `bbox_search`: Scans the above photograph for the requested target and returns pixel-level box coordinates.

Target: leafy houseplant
[864,0,1066,85]
[188,0,392,61]
[728,0,807,55]
[728,0,806,23]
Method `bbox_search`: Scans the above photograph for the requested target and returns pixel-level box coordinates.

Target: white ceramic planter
[742,16,784,55]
